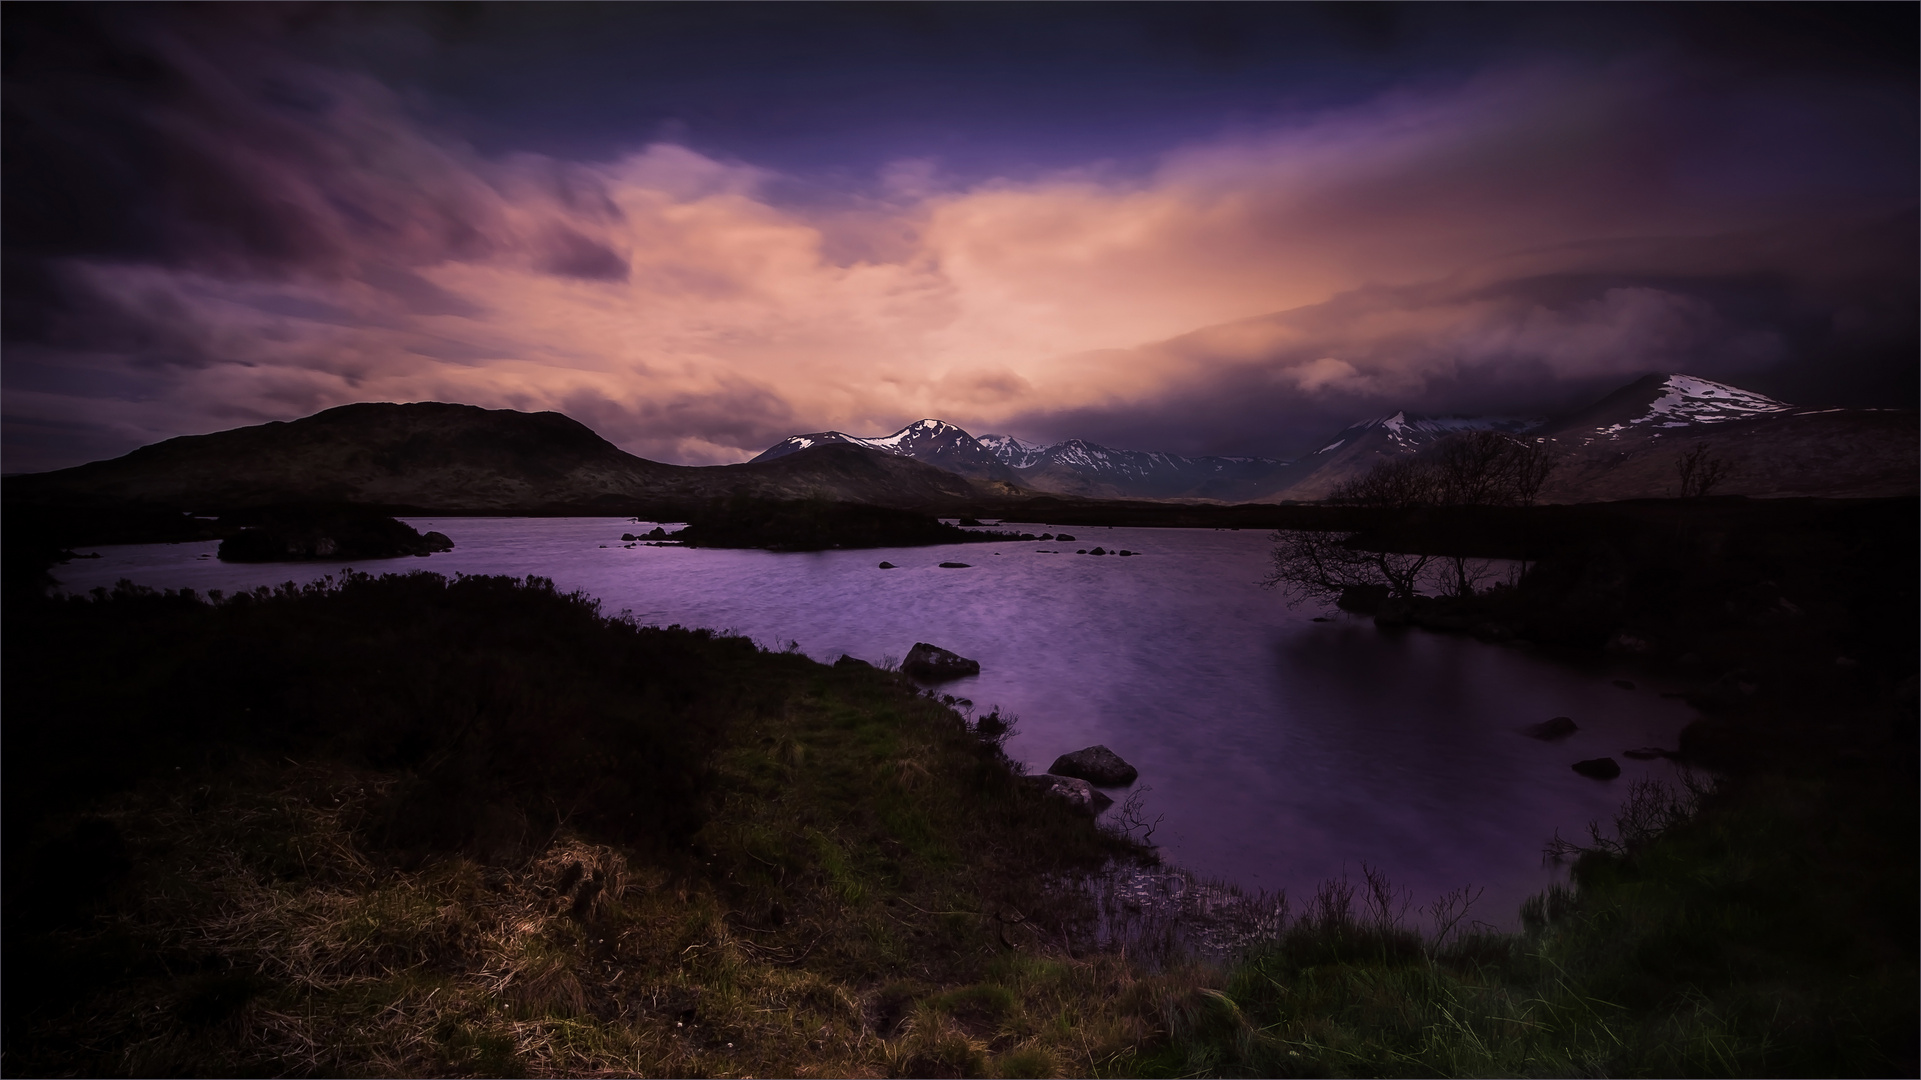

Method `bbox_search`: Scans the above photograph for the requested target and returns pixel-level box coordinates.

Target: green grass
[1124,774,1916,1078]
[4,571,1912,1077]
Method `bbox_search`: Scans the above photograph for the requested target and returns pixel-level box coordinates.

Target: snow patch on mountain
[1594,375,1792,438]
[977,434,1048,469]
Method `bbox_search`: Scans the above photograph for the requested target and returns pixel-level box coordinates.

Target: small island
[217,507,453,562]
[668,498,1038,551]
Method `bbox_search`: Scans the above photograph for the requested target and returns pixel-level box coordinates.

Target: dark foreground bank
[4,546,1913,1076]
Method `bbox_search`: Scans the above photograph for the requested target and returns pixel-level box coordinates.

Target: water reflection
[51,517,1695,926]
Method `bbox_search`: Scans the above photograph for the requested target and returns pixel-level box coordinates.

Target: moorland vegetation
[3,477,1914,1076]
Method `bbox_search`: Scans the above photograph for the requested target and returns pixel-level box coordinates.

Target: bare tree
[1433,430,1521,506]
[1331,454,1442,508]
[1510,441,1557,506]
[1334,431,1559,510]
[1676,443,1731,498]
[1263,528,1434,606]
[1274,430,1562,606]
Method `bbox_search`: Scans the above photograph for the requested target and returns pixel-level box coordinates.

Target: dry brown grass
[19,682,1207,1078]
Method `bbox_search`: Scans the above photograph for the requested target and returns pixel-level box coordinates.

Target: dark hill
[4,402,1023,516]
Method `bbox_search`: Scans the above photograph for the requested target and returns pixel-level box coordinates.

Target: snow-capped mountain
[976,434,1048,470]
[1538,374,1794,446]
[752,420,1014,480]
[756,422,1285,499]
[975,434,1286,497]
[749,374,1915,505]
[1524,373,1915,501]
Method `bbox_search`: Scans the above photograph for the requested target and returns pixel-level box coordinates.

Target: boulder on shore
[1522,716,1579,740]
[1025,774,1114,815]
[1572,757,1621,779]
[901,642,980,681]
[1048,745,1138,787]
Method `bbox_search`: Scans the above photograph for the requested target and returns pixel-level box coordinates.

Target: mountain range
[6,374,1913,517]
[749,374,1914,503]
[752,421,1291,499]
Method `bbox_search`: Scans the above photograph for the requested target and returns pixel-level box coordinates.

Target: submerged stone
[1522,716,1578,740]
[1572,757,1621,779]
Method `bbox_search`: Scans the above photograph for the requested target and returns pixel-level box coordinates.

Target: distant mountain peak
[1639,374,1792,424]
[977,433,1048,469]
[1564,373,1795,442]
[1312,411,1541,456]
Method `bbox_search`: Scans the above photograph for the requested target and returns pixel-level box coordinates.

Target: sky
[4,3,1915,472]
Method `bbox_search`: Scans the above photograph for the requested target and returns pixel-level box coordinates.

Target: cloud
[3,10,1912,471]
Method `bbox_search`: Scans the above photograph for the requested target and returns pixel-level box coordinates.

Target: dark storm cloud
[998,235,1917,460]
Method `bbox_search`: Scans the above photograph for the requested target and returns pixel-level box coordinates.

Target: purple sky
[4,3,1914,471]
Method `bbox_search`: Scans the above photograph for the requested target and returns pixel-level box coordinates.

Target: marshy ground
[4,514,1914,1077]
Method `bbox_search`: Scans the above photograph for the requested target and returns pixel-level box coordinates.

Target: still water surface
[53,517,1696,926]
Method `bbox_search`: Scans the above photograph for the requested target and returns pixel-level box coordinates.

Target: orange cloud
[21,58,1908,468]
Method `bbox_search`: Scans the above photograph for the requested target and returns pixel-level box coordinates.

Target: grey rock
[902,642,980,681]
[1048,744,1138,786]
[878,561,896,569]
[1025,773,1114,815]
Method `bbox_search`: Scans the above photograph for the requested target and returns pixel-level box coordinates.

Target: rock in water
[902,642,980,681]
[1025,774,1114,814]
[1522,716,1578,740]
[1048,745,1138,786]
[1572,757,1621,779]
[938,562,971,568]
[877,561,896,569]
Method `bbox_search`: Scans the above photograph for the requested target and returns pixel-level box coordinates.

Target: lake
[51,517,1697,927]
